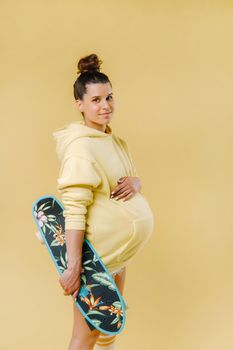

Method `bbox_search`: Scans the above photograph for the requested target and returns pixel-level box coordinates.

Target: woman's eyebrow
[91,93,113,98]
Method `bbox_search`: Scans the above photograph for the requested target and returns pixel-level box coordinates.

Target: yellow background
[1,1,233,349]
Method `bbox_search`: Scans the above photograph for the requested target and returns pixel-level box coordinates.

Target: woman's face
[75,82,115,132]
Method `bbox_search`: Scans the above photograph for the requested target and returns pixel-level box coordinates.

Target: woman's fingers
[111,184,131,198]
[59,270,80,297]
[112,176,139,198]
[72,288,80,301]
[117,177,126,183]
[122,192,133,201]
[59,277,69,295]
[63,285,79,296]
[63,286,80,299]
[115,189,133,201]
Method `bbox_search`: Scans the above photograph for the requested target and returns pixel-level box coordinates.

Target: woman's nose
[102,99,110,109]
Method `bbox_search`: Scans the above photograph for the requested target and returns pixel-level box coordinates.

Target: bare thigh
[113,266,126,295]
[71,267,126,345]
[71,301,101,346]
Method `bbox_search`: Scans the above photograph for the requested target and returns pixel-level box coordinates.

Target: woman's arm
[56,156,102,299]
[58,229,85,301]
[65,229,85,270]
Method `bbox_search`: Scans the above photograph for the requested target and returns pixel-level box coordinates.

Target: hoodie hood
[52,119,113,161]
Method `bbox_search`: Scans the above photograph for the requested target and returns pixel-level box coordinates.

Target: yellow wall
[1,1,233,349]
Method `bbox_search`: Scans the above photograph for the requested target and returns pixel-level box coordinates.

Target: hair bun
[77,53,103,74]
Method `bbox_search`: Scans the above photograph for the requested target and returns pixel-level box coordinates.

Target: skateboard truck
[35,230,45,244]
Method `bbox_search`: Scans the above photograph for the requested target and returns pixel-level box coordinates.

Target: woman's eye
[93,96,113,102]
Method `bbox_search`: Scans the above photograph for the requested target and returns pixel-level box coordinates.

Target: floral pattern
[32,195,126,335]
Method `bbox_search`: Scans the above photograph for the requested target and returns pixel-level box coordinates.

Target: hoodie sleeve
[57,155,101,230]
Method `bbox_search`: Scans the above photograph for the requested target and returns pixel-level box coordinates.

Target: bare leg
[68,301,101,350]
[68,267,126,350]
[113,266,126,295]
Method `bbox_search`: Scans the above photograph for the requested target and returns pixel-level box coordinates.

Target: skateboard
[32,194,126,335]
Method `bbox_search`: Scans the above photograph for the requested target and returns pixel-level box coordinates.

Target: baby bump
[116,214,154,264]
[86,197,134,258]
[86,195,154,268]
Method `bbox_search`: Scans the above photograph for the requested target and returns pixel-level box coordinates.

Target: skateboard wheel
[35,230,45,244]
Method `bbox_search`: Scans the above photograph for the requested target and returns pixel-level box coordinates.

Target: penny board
[32,194,126,335]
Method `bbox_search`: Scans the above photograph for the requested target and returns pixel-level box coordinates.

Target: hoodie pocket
[117,214,154,264]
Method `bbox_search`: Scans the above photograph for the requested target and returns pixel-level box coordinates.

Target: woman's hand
[110,176,141,201]
[59,264,83,302]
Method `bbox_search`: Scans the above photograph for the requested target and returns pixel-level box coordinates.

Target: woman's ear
[75,99,84,113]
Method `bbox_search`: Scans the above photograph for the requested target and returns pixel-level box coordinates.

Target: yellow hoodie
[52,120,154,273]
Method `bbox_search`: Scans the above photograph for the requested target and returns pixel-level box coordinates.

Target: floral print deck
[32,195,126,335]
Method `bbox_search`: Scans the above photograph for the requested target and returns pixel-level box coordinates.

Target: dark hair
[73,53,112,102]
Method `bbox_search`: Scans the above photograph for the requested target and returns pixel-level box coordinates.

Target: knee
[70,332,99,350]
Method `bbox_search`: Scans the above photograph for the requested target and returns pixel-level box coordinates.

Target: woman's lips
[100,112,112,117]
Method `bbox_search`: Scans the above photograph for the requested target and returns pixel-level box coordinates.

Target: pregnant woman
[52,53,154,350]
